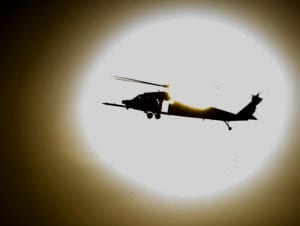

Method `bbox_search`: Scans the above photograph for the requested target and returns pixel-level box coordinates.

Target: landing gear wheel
[155,113,161,119]
[224,121,232,131]
[146,112,153,119]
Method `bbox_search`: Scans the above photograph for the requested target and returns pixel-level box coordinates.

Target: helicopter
[103,76,263,130]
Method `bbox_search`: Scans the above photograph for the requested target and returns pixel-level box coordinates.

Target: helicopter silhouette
[103,76,263,130]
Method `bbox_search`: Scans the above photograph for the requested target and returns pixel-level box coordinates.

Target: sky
[2,1,300,225]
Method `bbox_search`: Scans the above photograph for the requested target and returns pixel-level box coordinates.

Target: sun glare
[78,11,292,198]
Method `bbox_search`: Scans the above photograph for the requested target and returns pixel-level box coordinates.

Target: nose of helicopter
[122,100,129,105]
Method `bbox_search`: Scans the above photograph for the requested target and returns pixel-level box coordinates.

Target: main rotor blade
[113,76,169,88]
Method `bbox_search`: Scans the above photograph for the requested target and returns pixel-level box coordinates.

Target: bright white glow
[78,12,292,198]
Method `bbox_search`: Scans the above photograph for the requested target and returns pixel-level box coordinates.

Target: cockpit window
[133,95,142,101]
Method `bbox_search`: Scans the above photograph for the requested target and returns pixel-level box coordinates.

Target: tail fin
[236,93,263,120]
